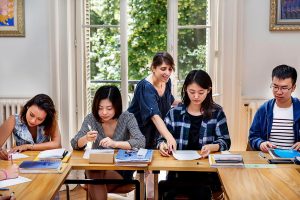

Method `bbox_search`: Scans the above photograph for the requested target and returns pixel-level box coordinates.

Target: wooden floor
[59,185,134,200]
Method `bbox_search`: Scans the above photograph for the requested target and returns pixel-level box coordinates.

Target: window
[82,0,217,111]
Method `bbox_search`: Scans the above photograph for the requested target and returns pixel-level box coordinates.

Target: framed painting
[270,0,300,31]
[0,0,25,37]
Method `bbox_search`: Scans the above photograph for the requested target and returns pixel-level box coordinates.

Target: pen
[87,124,95,145]
[258,152,267,159]
[9,153,13,165]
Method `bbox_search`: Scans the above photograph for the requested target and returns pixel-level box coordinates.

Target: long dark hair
[20,94,57,136]
[181,70,216,118]
[92,85,122,122]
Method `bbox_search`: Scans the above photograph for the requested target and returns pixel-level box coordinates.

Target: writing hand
[159,142,170,157]
[166,136,177,152]
[86,131,98,142]
[200,145,211,158]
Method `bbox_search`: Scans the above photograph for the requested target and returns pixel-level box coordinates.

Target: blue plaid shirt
[158,104,231,151]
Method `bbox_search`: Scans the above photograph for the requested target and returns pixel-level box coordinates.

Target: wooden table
[69,150,148,200]
[218,168,300,200]
[0,151,71,200]
[148,150,300,200]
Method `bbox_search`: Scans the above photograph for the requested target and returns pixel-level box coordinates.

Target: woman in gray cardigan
[71,85,145,200]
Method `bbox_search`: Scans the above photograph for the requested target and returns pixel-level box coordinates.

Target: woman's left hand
[200,144,220,158]
[11,144,31,153]
[99,137,116,148]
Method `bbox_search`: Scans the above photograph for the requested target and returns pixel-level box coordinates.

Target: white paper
[172,150,201,160]
[0,176,31,188]
[11,153,29,160]
[83,149,114,159]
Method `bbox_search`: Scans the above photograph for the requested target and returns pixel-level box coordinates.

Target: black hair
[92,85,122,122]
[272,64,297,85]
[151,52,175,71]
[181,70,216,118]
[20,94,57,136]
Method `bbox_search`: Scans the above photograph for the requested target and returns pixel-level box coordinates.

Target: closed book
[269,148,300,159]
[209,154,244,168]
[19,161,63,173]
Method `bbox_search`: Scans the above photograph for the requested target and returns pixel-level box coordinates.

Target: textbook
[115,149,153,166]
[19,160,64,173]
[269,148,300,159]
[209,154,244,168]
[35,148,72,163]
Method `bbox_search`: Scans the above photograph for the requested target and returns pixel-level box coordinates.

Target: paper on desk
[83,149,114,159]
[0,176,31,188]
[172,150,201,160]
[12,152,29,160]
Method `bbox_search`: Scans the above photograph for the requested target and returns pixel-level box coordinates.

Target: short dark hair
[181,70,216,118]
[272,64,297,85]
[20,94,57,136]
[151,52,175,71]
[92,85,122,122]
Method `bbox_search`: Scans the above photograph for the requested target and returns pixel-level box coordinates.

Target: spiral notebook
[19,160,65,173]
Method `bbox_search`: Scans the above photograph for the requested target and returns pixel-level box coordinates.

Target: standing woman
[71,85,145,200]
[0,94,61,157]
[128,51,177,150]
[158,70,231,199]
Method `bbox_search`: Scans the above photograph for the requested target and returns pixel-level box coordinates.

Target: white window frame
[80,0,220,114]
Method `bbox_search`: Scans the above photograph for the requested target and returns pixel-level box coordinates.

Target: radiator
[0,98,28,148]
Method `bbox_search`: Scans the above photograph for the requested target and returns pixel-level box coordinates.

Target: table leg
[153,171,160,200]
[137,170,145,200]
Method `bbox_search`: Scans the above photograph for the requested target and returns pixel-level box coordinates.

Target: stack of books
[209,154,244,167]
[115,149,153,166]
[19,160,64,173]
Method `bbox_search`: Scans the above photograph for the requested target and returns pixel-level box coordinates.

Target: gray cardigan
[71,111,145,150]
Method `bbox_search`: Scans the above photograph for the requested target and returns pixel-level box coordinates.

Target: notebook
[19,160,63,173]
[269,148,300,159]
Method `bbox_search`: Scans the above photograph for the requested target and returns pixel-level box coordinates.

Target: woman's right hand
[86,131,98,142]
[159,142,171,157]
[6,164,19,179]
[166,136,177,152]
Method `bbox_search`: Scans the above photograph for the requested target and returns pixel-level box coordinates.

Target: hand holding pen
[86,124,97,144]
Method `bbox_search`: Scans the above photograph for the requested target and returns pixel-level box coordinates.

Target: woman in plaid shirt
[158,70,231,199]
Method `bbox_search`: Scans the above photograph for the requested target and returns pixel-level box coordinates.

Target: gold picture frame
[270,0,300,31]
[0,0,25,37]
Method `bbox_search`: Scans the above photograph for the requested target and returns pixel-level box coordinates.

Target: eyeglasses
[270,84,293,93]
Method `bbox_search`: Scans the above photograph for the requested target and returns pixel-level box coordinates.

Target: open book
[35,148,71,162]
[115,149,153,166]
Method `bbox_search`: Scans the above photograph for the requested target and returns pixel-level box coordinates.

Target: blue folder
[269,149,300,159]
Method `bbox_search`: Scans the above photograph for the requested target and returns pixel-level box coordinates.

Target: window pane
[128,0,168,80]
[178,28,207,80]
[90,0,120,25]
[178,0,208,25]
[89,27,121,81]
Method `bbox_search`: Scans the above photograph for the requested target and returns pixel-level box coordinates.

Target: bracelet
[0,169,8,180]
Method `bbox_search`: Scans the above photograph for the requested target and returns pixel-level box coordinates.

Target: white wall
[0,0,50,98]
[242,0,300,99]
